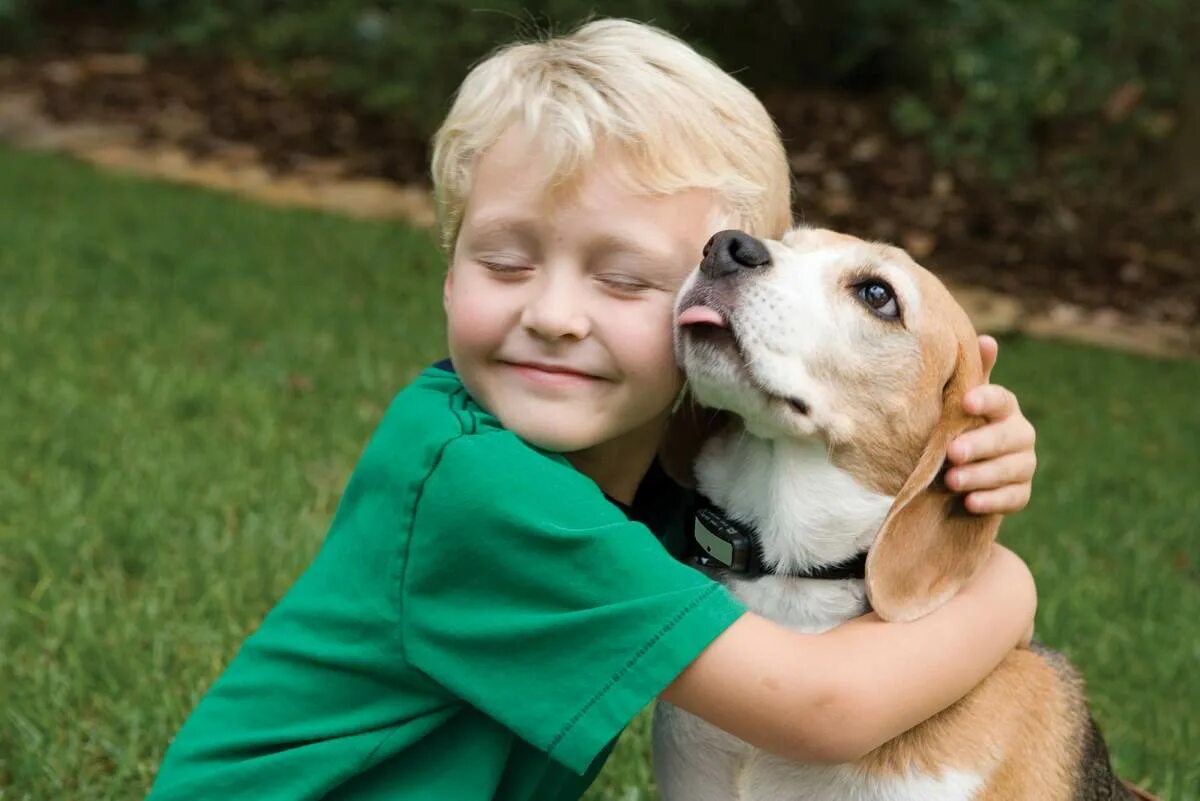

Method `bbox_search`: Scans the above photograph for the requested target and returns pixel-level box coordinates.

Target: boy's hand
[945,336,1037,516]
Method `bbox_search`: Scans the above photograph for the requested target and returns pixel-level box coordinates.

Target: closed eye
[597,274,653,294]
[479,259,531,276]
[852,279,901,321]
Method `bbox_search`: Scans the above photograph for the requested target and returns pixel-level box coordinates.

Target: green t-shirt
[148,363,745,801]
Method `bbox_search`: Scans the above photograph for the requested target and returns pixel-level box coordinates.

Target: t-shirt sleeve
[400,432,745,774]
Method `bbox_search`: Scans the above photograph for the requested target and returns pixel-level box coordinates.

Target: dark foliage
[4,0,1193,181]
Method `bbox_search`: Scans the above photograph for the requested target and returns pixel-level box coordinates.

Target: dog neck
[695,427,894,577]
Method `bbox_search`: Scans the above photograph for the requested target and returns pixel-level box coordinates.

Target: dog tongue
[677,306,727,327]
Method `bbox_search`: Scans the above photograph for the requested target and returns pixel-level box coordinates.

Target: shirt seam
[545,582,725,757]
[364,378,479,775]
[393,384,474,666]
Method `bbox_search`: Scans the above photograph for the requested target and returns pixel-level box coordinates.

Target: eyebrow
[461,216,539,242]
[587,232,679,267]
[465,217,681,264]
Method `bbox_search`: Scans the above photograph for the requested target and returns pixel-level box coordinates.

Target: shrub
[890,0,1192,179]
[0,0,36,50]
[14,0,1195,182]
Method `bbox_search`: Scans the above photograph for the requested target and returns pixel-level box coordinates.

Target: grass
[0,145,1196,800]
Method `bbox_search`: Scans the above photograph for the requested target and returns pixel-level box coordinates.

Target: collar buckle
[689,495,869,581]
[693,505,762,576]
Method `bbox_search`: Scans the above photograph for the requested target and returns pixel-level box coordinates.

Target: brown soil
[1,51,1197,356]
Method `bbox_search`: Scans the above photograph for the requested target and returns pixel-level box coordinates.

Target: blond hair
[431,18,792,253]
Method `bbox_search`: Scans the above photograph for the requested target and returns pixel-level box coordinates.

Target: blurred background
[0,2,1196,799]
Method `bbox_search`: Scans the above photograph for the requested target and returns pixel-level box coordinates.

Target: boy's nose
[700,230,771,279]
[521,274,590,341]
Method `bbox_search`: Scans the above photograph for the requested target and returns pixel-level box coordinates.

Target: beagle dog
[653,227,1133,801]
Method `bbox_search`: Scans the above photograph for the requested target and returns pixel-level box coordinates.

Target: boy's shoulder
[362,360,608,520]
[379,358,495,441]
[369,359,503,465]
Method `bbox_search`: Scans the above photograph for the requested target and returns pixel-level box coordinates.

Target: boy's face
[444,127,724,465]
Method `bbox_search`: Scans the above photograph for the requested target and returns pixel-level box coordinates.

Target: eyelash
[479,260,529,275]
[598,274,651,293]
[477,259,652,296]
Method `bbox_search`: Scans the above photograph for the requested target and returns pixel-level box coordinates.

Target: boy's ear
[658,394,731,488]
[442,269,453,311]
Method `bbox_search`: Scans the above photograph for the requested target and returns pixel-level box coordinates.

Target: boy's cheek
[613,310,682,387]
[447,312,496,362]
[445,301,503,372]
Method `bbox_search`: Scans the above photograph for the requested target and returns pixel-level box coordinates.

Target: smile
[502,361,608,386]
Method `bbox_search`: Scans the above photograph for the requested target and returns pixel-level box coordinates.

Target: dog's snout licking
[676,306,726,329]
[699,230,771,279]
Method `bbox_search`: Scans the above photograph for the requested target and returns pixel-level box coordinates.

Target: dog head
[675,226,1001,622]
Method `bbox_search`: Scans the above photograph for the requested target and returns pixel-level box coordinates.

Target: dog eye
[855,280,900,320]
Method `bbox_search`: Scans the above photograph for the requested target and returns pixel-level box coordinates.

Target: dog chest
[727,576,870,633]
[653,573,986,800]
[734,759,986,801]
[653,702,986,801]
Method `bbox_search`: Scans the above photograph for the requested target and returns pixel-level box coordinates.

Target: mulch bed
[2,50,1197,330]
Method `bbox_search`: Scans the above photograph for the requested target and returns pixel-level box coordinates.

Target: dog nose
[700,230,771,278]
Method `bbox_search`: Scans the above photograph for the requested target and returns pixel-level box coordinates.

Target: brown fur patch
[862,646,1089,800]
[684,226,1127,798]
[800,229,949,498]
[824,341,936,497]
[781,229,1115,797]
[863,280,1002,622]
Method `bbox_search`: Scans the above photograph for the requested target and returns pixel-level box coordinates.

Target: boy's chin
[504,415,611,455]
[488,390,675,459]
[503,404,661,456]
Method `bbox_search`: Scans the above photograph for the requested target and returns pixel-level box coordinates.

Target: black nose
[700,230,771,279]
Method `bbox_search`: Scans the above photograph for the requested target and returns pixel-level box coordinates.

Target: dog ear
[865,342,1002,622]
[658,395,731,489]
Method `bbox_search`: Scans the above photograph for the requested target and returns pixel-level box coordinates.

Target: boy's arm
[659,543,1035,764]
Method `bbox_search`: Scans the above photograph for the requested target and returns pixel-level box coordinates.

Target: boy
[148,19,1038,800]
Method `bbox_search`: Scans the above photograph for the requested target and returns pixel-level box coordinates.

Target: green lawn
[1,146,1196,800]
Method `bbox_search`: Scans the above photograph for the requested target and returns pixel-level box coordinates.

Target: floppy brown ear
[658,395,731,489]
[865,342,1002,622]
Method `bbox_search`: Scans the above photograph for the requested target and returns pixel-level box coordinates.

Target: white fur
[675,237,925,450]
[652,706,985,801]
[696,434,892,578]
[653,430,986,800]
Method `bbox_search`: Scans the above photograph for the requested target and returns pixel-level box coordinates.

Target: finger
[978,335,999,382]
[963,483,1032,516]
[962,383,1018,420]
[945,452,1037,493]
[948,416,1036,464]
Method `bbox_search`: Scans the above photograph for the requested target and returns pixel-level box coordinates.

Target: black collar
[688,495,868,580]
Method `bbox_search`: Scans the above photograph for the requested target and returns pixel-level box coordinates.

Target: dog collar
[689,495,868,580]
